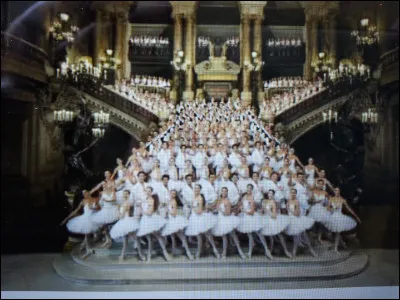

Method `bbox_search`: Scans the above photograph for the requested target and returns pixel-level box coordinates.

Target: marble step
[53,246,369,285]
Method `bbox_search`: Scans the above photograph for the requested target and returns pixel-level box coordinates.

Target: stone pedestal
[183,90,194,102]
[240,91,252,107]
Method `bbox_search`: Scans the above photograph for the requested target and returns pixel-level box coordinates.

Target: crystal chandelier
[92,110,110,138]
[350,18,379,47]
[49,13,79,45]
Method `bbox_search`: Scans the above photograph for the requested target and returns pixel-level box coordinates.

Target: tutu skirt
[308,203,331,223]
[185,212,217,236]
[161,215,188,236]
[260,214,290,236]
[211,213,239,236]
[137,214,166,237]
[237,213,262,233]
[285,215,314,236]
[110,216,140,240]
[325,211,357,232]
[67,213,100,234]
[92,205,120,225]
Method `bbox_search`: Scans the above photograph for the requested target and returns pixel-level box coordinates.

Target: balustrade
[54,73,159,125]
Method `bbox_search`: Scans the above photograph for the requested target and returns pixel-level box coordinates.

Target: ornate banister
[53,73,160,126]
[274,77,365,125]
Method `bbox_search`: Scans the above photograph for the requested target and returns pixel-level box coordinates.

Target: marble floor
[1,249,398,292]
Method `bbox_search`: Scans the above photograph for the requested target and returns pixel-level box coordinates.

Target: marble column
[115,12,128,80]
[311,18,319,74]
[94,9,102,66]
[171,14,183,103]
[329,14,337,69]
[304,14,317,81]
[254,17,264,102]
[241,16,252,107]
[183,15,195,101]
[124,22,132,79]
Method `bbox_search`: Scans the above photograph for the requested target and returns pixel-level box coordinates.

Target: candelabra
[322,108,338,140]
[53,109,75,123]
[92,110,110,138]
[361,108,379,124]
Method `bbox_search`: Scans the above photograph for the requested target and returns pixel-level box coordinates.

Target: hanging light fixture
[350,17,379,47]
[53,109,75,123]
[361,108,379,124]
[49,12,79,45]
[92,128,106,138]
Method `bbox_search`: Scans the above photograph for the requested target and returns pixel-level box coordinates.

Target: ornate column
[310,17,319,75]
[328,13,338,69]
[124,22,132,79]
[170,13,183,102]
[115,12,129,80]
[241,15,251,106]
[239,1,267,107]
[254,16,264,103]
[94,9,103,66]
[183,15,195,101]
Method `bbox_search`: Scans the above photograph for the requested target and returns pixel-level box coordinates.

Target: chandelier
[350,18,379,47]
[53,109,75,123]
[322,108,338,140]
[92,110,110,138]
[362,108,378,124]
[49,13,79,45]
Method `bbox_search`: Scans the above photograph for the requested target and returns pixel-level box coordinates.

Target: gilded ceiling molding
[91,1,134,14]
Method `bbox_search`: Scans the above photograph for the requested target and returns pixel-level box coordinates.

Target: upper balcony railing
[274,76,366,125]
[1,31,48,65]
[53,73,159,125]
[380,46,399,72]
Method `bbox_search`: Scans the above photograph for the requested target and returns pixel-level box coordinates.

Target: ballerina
[287,148,304,174]
[211,187,246,259]
[326,187,361,253]
[61,190,101,258]
[308,178,331,244]
[136,187,172,262]
[90,171,120,248]
[161,190,194,260]
[237,184,272,259]
[184,184,219,259]
[111,158,127,181]
[109,190,145,261]
[304,157,319,189]
[285,188,317,257]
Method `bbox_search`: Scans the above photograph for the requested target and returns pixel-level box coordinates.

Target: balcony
[1,31,48,84]
[379,47,399,86]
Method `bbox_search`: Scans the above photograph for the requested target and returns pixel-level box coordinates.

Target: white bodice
[288,203,296,216]
[243,199,251,213]
[314,192,326,203]
[305,167,315,177]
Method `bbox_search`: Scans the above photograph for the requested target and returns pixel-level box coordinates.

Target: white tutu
[92,203,120,225]
[211,213,239,236]
[237,212,262,233]
[110,216,140,240]
[67,208,100,235]
[137,214,166,237]
[185,212,218,236]
[308,203,331,223]
[285,215,315,236]
[325,211,357,232]
[260,214,290,236]
[161,215,188,236]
